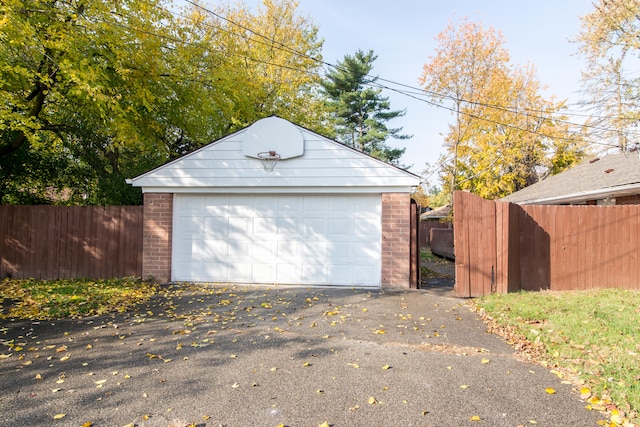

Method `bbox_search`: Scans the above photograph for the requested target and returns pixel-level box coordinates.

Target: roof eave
[514,182,640,205]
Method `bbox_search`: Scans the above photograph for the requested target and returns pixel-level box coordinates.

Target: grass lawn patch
[0,277,158,320]
[421,248,449,263]
[475,289,640,423]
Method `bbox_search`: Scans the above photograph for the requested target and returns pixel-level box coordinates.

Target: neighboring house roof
[420,204,451,220]
[501,150,640,205]
[127,116,420,194]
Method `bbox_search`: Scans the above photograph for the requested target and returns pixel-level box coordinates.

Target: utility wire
[176,0,636,146]
[75,0,634,150]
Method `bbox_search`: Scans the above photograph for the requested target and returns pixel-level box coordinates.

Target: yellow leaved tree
[420,19,587,200]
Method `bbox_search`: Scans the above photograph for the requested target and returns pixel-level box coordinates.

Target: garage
[172,193,381,286]
[128,116,421,289]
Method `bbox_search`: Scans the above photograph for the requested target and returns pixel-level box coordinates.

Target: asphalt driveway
[0,284,605,426]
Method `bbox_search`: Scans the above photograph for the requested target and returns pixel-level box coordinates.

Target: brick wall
[142,193,173,282]
[381,193,411,288]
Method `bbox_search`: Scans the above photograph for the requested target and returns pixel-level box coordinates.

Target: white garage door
[172,194,381,287]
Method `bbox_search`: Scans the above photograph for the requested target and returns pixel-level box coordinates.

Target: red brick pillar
[381,193,411,288]
[142,193,173,282]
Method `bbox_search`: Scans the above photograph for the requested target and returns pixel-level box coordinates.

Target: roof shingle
[501,150,640,204]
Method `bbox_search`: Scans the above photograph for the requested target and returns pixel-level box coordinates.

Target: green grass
[0,277,158,319]
[475,289,640,421]
[421,248,449,263]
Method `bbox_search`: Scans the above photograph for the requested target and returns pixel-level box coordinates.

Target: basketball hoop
[257,150,281,172]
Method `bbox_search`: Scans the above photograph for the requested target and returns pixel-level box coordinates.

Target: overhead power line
[96,0,635,150]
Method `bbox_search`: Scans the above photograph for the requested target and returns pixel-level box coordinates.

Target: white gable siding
[129,125,420,193]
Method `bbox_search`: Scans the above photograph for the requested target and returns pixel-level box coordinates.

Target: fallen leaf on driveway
[545,387,556,394]
[470,415,481,421]
[579,387,591,399]
[53,413,66,419]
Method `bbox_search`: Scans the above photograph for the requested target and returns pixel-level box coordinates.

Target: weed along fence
[454,191,640,297]
[0,206,143,280]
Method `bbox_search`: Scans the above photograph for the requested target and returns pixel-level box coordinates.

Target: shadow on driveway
[0,284,604,427]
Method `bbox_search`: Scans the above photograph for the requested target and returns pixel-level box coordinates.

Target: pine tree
[320,49,409,165]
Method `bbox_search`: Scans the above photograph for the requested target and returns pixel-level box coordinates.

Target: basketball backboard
[241,116,304,160]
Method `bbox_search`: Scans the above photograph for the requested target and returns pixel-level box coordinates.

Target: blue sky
[287,0,596,181]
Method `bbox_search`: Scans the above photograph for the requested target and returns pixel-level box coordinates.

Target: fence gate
[453,191,497,297]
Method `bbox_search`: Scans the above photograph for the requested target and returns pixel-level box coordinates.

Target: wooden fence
[454,191,640,297]
[0,206,143,280]
[430,228,454,260]
[419,220,452,248]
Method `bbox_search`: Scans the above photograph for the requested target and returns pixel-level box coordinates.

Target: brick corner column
[381,193,411,289]
[142,193,173,283]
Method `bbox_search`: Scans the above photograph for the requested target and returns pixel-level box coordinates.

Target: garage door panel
[202,262,228,281]
[359,244,380,260]
[302,218,327,238]
[177,215,203,236]
[229,217,251,235]
[355,218,379,239]
[228,200,253,217]
[204,217,228,237]
[227,240,251,257]
[302,241,326,259]
[177,195,204,213]
[254,197,278,217]
[173,194,381,286]
[303,196,328,213]
[278,196,301,213]
[251,264,276,282]
[352,197,381,217]
[352,265,380,283]
[174,261,227,282]
[329,241,351,259]
[277,240,300,258]
[203,240,227,257]
[327,218,351,236]
[302,264,328,282]
[277,263,300,282]
[277,217,301,236]
[253,217,275,235]
[253,241,276,259]
[328,196,350,213]
[173,237,203,262]
[203,196,229,215]
[328,265,351,283]
[228,262,251,281]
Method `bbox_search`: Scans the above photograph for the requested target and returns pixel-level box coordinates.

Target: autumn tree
[575,0,640,151]
[0,0,204,204]
[420,19,586,200]
[0,0,325,204]
[320,49,409,165]
[410,185,430,207]
[194,0,328,134]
